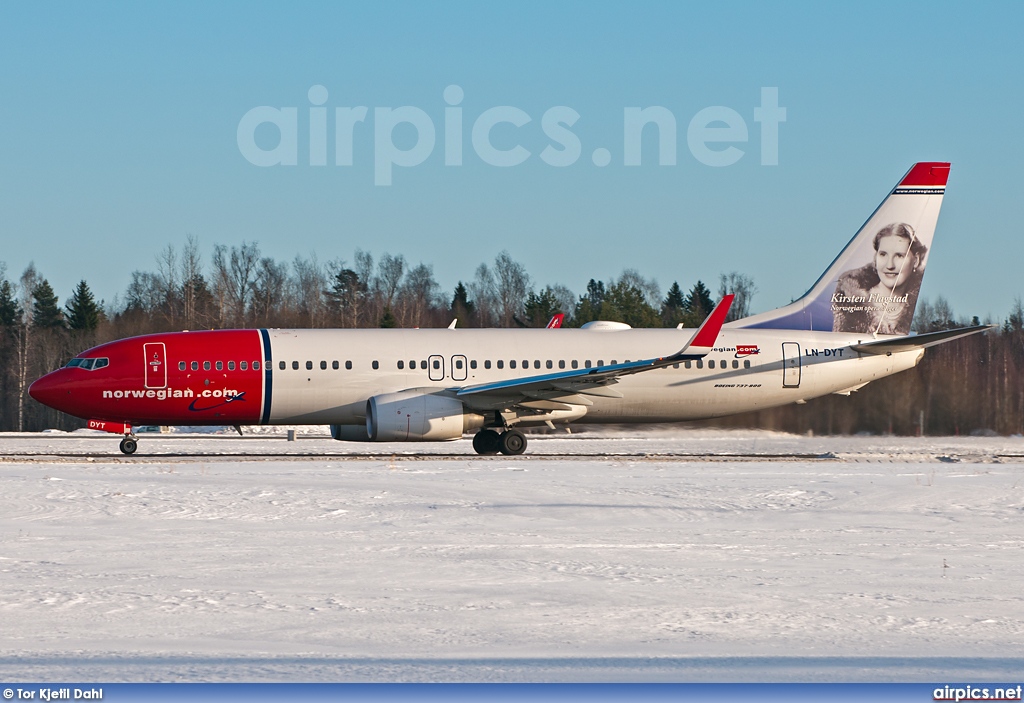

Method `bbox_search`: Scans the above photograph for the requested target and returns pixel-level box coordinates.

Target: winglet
[676,295,733,357]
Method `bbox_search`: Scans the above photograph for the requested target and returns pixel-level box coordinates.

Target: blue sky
[1,1,1021,321]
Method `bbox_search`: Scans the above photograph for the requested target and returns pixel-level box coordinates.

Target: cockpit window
[66,357,109,371]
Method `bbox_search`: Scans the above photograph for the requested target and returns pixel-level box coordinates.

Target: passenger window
[744,359,751,369]
[532,360,538,369]
[178,361,186,371]
[585,360,592,369]
[611,360,617,365]
[571,360,578,369]
[320,360,327,370]
[253,361,260,371]
[204,361,211,371]
[216,361,223,371]
[510,360,517,369]
[484,360,491,369]
[332,361,339,370]
[279,361,286,370]
[292,361,299,370]
[709,360,715,369]
[497,360,504,369]
[558,360,564,369]
[470,360,477,369]
[346,360,352,370]
[732,360,739,369]
[432,359,440,370]
[241,361,248,370]
[523,360,529,369]
[546,360,553,369]
[455,359,463,369]
[228,361,235,371]
[684,360,691,369]
[305,361,313,370]
[398,360,405,370]
[598,360,605,366]
[697,359,704,369]
[672,363,679,369]
[372,360,379,370]
[191,361,198,371]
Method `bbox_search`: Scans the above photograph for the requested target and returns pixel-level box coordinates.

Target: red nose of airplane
[29,370,73,412]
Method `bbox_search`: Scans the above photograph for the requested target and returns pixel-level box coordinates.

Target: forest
[2,236,1022,436]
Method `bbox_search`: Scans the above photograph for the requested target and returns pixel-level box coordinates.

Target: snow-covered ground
[1,428,1022,682]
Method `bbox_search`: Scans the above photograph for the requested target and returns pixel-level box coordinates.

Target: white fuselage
[263,327,922,425]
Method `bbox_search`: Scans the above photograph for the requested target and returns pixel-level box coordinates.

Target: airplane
[29,162,991,456]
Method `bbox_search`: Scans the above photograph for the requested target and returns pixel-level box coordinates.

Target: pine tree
[31,280,64,328]
[65,280,101,331]
[379,307,397,328]
[0,279,19,327]
[450,282,475,327]
[684,280,714,319]
[604,281,661,327]
[661,281,686,327]
[524,287,559,327]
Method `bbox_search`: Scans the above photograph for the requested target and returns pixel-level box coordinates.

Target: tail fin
[731,162,949,335]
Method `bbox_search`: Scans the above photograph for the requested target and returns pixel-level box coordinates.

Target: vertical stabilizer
[731,162,949,335]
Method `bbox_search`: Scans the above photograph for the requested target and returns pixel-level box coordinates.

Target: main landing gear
[119,435,138,455]
[472,428,527,456]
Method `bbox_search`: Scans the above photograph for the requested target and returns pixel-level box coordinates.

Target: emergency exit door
[782,342,801,388]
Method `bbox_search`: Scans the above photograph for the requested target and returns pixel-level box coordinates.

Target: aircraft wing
[455,296,733,409]
[850,324,994,355]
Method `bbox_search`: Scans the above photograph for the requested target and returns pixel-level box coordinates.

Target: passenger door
[144,342,167,389]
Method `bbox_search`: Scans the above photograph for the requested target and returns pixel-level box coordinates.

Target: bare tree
[376,254,405,310]
[493,251,530,328]
[212,242,260,325]
[179,235,206,329]
[155,244,180,325]
[396,263,441,327]
[718,271,757,322]
[468,263,498,327]
[15,264,40,431]
[293,254,328,328]
[252,257,290,325]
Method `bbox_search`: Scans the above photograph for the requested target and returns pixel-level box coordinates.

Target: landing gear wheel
[472,429,502,455]
[119,437,138,455]
[499,429,527,456]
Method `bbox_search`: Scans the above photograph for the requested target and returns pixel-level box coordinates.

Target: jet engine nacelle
[330,423,372,442]
[366,390,482,442]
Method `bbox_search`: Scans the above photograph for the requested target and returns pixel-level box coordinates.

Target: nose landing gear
[472,428,527,456]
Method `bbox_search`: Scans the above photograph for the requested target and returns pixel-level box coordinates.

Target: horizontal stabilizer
[850,324,994,355]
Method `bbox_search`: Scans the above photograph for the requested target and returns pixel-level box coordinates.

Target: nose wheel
[119,436,138,455]
[472,428,527,456]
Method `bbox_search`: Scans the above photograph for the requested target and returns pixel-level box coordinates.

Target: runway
[1,428,1022,682]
